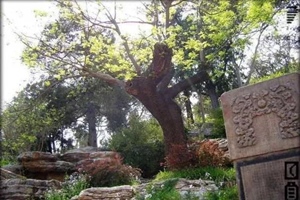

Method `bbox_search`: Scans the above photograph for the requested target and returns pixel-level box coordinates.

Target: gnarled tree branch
[167,70,209,99]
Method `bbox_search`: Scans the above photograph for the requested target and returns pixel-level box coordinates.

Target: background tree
[1,82,75,158]
[18,0,287,166]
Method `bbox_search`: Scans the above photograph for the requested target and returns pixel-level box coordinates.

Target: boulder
[175,178,218,198]
[22,160,75,173]
[64,146,101,153]
[134,178,218,199]
[71,178,219,200]
[17,151,75,181]
[0,168,26,180]
[17,151,58,162]
[60,152,90,163]
[72,185,135,200]
[14,148,120,181]
[0,178,61,200]
[2,164,24,176]
[60,148,119,164]
[60,148,121,173]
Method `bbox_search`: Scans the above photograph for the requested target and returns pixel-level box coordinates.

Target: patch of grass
[136,178,181,200]
[154,167,236,183]
[45,174,89,200]
[136,167,237,200]
[204,185,238,200]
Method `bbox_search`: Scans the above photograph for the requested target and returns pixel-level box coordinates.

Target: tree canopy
[2,0,298,165]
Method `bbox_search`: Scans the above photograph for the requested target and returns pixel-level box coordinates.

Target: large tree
[20,0,282,163]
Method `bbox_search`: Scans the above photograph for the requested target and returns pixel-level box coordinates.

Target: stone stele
[220,72,300,200]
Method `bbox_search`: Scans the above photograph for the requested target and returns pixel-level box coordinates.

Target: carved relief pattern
[231,83,299,148]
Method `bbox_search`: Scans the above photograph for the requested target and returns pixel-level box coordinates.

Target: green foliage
[1,81,79,156]
[206,108,226,138]
[109,116,165,177]
[0,158,13,167]
[155,167,236,184]
[250,71,286,84]
[250,67,299,85]
[136,179,181,200]
[137,167,237,200]
[204,185,238,200]
[45,174,89,200]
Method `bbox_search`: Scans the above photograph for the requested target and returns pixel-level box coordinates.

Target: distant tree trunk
[183,90,194,125]
[46,135,52,153]
[52,136,56,153]
[86,103,97,147]
[198,93,206,123]
[206,80,219,109]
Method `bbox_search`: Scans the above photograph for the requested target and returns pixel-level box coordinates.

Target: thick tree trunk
[86,103,97,147]
[116,43,208,169]
[126,77,187,155]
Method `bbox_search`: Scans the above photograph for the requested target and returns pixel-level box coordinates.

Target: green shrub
[45,174,89,200]
[206,108,226,138]
[0,158,12,167]
[109,116,165,177]
[250,66,299,85]
[137,167,237,200]
[79,154,141,187]
[136,179,181,200]
[155,167,235,183]
[204,185,238,200]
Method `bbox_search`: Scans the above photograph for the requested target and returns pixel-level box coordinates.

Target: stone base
[235,148,300,200]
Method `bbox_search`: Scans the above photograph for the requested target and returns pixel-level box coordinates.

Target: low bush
[206,108,226,138]
[195,140,232,167]
[109,116,165,178]
[45,173,89,200]
[78,153,141,187]
[164,144,197,170]
[136,179,181,200]
[204,185,238,200]
[138,167,237,200]
[155,167,236,184]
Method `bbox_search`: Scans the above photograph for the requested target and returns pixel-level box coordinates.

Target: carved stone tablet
[220,73,300,160]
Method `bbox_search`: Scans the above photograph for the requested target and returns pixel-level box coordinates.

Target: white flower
[205,172,211,179]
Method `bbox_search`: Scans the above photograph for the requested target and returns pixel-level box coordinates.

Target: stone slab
[220,73,300,160]
[235,148,300,200]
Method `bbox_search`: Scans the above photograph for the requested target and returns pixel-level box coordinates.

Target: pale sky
[1,1,148,108]
[1,1,57,107]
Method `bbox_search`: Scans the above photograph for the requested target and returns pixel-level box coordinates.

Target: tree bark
[183,90,194,125]
[86,103,97,147]
[125,43,208,163]
[125,77,187,155]
[198,93,206,124]
[206,80,219,109]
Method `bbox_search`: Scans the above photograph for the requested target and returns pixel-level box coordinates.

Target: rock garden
[0,139,236,200]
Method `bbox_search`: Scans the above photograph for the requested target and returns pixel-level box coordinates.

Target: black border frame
[235,148,300,200]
